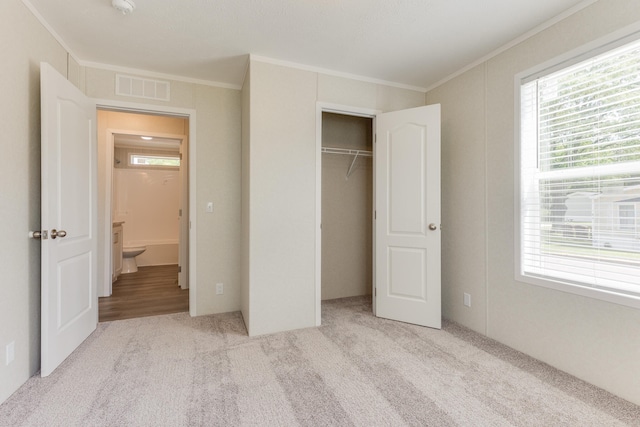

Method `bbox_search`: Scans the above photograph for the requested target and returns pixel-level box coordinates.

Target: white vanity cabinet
[112,222,124,282]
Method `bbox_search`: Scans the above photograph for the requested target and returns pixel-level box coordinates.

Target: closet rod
[321,146,372,179]
[321,146,373,157]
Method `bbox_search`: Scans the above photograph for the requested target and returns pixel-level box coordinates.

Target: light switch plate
[6,341,15,365]
[463,293,471,307]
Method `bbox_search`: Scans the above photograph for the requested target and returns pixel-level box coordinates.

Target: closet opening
[319,110,375,322]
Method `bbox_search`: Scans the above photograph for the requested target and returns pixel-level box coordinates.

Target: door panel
[388,124,426,235]
[375,104,441,329]
[388,247,426,300]
[41,62,97,377]
[58,253,92,328]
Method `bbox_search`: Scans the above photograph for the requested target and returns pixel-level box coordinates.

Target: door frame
[314,102,380,326]
[95,99,198,317]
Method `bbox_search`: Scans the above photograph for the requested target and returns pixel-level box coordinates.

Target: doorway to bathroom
[97,109,190,321]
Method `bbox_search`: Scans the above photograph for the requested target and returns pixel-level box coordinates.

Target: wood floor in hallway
[99,264,188,322]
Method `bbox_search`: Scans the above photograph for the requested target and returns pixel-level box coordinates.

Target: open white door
[40,63,97,376]
[375,104,441,328]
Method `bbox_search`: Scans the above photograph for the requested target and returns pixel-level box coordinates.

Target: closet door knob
[428,223,437,231]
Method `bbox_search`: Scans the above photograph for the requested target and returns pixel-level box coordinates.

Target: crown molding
[250,55,428,93]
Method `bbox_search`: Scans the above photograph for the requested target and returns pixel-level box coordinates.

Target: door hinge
[178,266,182,273]
[179,208,182,217]
[374,210,377,220]
[374,288,377,296]
[179,153,183,160]
[374,134,377,143]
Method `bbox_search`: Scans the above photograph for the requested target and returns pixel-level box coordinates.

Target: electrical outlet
[6,341,15,366]
[206,202,214,213]
[463,293,471,308]
[216,282,224,295]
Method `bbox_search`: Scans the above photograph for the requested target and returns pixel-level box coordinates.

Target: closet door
[375,104,441,329]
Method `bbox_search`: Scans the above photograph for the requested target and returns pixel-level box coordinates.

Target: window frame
[129,153,181,168]
[514,26,640,310]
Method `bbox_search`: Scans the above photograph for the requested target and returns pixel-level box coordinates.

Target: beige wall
[243,61,318,336]
[427,64,488,334]
[427,0,640,406]
[192,84,242,315]
[242,59,425,335]
[0,0,79,405]
[240,65,251,329]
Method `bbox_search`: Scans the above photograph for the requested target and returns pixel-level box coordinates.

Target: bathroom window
[129,154,180,167]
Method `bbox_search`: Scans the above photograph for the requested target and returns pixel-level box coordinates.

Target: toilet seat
[122,245,147,273]
[123,246,146,255]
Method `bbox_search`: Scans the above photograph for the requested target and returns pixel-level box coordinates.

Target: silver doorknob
[428,223,438,231]
[50,229,67,239]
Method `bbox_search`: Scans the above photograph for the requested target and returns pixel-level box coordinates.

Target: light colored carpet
[0,296,638,426]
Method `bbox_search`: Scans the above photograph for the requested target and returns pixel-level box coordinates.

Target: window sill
[516,272,640,310]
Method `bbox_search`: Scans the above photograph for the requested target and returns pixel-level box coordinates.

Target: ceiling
[25,0,593,90]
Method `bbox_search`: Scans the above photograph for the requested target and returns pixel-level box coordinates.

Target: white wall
[242,59,425,336]
[0,0,80,405]
[113,168,179,265]
[427,0,640,406]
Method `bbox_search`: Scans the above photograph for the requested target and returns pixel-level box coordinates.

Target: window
[130,154,180,167]
[518,35,640,305]
[619,205,636,231]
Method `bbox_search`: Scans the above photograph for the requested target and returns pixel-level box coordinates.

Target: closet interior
[321,112,374,301]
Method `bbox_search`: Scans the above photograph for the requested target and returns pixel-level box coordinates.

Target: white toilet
[122,246,146,274]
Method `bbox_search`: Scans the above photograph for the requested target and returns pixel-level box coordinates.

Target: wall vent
[115,74,171,101]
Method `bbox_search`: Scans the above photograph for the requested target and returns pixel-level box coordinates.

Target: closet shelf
[321,146,372,157]
[321,146,372,179]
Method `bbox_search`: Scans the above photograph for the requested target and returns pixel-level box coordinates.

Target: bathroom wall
[97,110,188,286]
[113,167,180,266]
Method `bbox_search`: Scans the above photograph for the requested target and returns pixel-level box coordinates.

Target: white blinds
[520,38,640,297]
